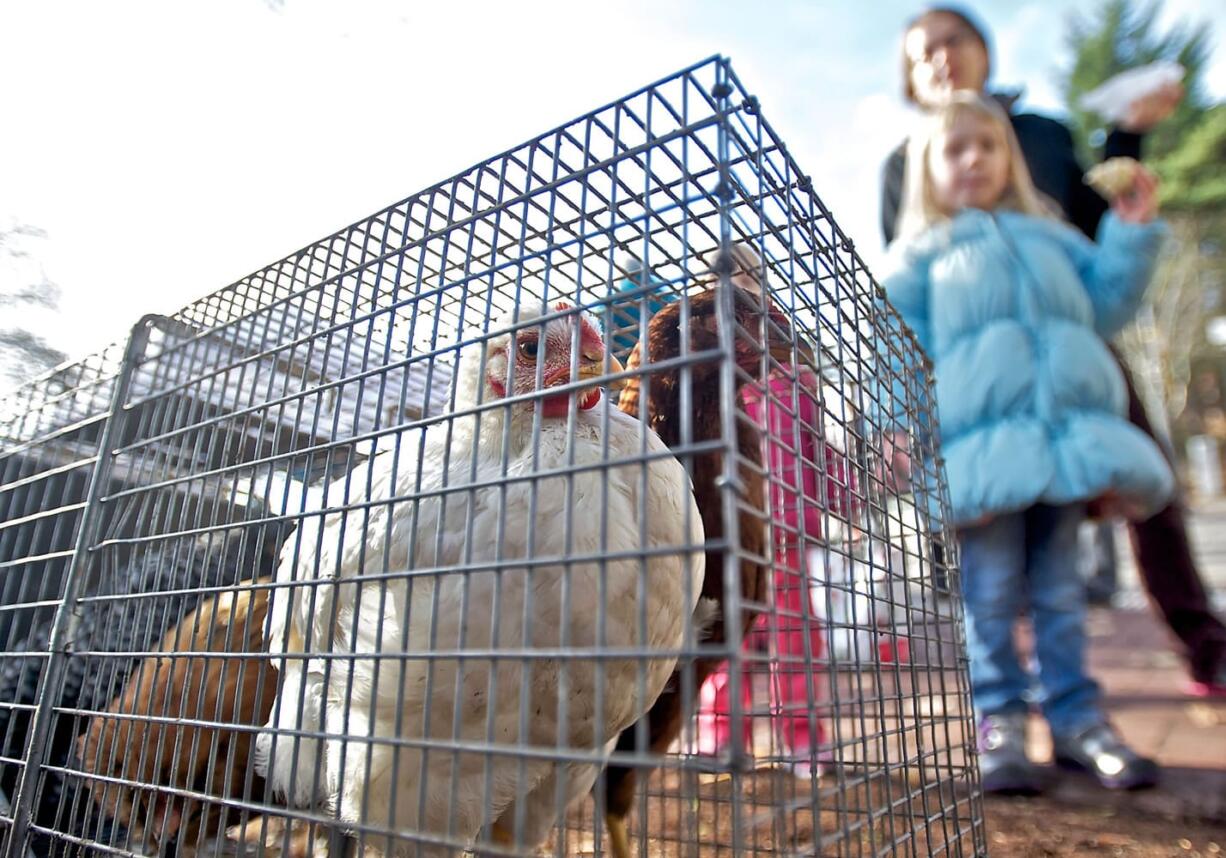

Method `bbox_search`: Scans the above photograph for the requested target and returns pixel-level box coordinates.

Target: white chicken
[256,300,706,856]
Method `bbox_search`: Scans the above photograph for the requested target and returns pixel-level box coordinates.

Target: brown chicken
[599,254,811,857]
[76,579,278,854]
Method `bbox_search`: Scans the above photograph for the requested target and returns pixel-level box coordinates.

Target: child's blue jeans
[957,503,1103,737]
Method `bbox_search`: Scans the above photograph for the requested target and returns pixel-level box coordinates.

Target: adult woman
[879,5,1225,789]
[882,7,1180,244]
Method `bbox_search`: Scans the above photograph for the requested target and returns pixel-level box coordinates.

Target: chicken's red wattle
[541,388,601,417]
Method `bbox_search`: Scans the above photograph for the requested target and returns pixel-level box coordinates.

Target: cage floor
[188,762,976,858]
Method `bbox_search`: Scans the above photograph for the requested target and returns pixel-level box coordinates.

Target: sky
[2,0,1224,384]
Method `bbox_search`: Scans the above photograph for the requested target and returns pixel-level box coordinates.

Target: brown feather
[76,579,278,852]
[600,284,796,829]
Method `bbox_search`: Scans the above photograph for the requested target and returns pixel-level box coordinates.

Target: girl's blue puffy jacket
[880,208,1174,527]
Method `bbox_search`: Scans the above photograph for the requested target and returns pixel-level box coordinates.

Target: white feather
[258,306,705,856]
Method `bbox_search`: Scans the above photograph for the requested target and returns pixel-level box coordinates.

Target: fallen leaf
[1093,833,1136,847]
[1185,703,1226,727]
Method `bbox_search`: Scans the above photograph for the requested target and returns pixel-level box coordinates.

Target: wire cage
[0,57,985,857]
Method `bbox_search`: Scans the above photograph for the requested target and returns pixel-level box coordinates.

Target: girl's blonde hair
[895,92,1056,240]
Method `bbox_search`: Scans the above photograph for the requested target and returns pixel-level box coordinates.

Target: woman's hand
[1112,165,1160,224]
[1119,81,1184,133]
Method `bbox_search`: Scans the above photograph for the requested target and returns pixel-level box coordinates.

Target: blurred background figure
[601,249,853,779]
[881,4,1226,700]
[692,334,853,779]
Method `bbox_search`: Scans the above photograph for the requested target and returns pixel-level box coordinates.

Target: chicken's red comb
[577,312,606,353]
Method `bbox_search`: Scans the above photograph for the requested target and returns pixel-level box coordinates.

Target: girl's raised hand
[1113,165,1160,224]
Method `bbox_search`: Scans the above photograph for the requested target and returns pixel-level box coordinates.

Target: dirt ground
[567,765,1226,857]
[982,794,1224,858]
[197,769,1226,857]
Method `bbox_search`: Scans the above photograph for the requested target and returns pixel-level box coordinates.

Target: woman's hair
[901,6,992,105]
[895,92,1056,240]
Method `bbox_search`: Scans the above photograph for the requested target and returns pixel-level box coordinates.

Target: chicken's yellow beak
[577,353,627,390]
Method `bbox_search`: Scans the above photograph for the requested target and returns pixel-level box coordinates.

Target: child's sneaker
[1052,722,1159,790]
[977,713,1043,795]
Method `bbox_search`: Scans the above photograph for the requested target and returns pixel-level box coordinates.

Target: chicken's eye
[516,338,539,360]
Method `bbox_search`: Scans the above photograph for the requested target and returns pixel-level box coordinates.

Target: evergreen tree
[1060,0,1224,451]
[1154,104,1226,211]
[1061,0,1212,161]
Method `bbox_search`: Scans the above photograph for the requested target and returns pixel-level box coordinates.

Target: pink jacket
[742,367,855,545]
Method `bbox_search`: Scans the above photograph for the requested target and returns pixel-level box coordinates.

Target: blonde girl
[881,92,1171,794]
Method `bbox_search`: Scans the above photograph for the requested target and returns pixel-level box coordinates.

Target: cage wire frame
[0,56,986,857]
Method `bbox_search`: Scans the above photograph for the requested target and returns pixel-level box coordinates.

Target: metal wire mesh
[0,57,985,857]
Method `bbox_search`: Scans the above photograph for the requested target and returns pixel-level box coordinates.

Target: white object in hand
[1079,61,1184,123]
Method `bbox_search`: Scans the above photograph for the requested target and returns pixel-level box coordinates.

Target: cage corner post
[2,315,156,858]
[709,54,755,856]
[924,361,989,858]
